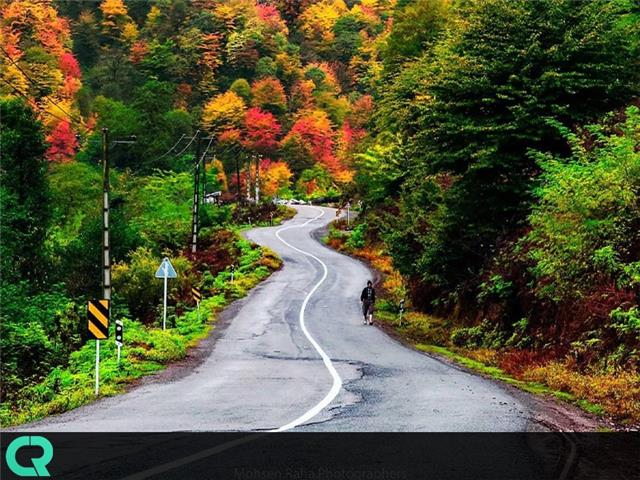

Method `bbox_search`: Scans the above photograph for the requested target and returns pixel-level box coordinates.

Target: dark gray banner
[1,433,638,480]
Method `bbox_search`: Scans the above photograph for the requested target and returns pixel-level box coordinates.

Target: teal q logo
[5,436,53,477]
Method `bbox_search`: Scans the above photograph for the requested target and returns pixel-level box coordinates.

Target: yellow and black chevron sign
[88,299,109,339]
[192,287,202,303]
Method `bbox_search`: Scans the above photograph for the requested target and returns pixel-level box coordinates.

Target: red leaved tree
[46,120,77,162]
[243,107,281,155]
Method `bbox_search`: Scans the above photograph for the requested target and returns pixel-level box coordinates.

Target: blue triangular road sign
[155,257,177,279]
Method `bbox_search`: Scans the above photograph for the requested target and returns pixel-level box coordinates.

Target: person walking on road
[360,280,376,325]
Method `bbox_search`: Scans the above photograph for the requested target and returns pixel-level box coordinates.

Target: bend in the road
[271,206,342,432]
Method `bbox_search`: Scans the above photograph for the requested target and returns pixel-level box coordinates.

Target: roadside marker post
[346,201,351,228]
[88,299,109,395]
[115,319,123,365]
[192,287,202,321]
[398,299,405,326]
[230,264,235,284]
[155,257,178,330]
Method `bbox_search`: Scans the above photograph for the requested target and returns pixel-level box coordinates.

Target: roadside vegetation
[322,0,640,427]
[1,229,281,427]
[0,110,287,426]
[2,0,639,430]
[327,215,640,426]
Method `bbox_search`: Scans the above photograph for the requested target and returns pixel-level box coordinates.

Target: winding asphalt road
[17,206,535,432]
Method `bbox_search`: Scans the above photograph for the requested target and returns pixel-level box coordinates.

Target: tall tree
[0,99,50,284]
[378,0,640,289]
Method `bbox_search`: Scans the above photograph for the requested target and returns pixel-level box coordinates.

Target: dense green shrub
[527,107,640,301]
[451,326,485,348]
[346,222,366,249]
[450,321,507,349]
[125,171,193,251]
[0,283,82,398]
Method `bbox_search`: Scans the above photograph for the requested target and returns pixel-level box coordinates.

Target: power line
[174,129,200,157]
[0,45,83,125]
[150,133,186,163]
[0,77,73,125]
[190,135,214,172]
[199,136,215,162]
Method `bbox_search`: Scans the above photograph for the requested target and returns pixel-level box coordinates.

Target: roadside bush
[232,202,279,225]
[346,222,366,249]
[190,228,240,273]
[451,326,485,348]
[398,312,449,345]
[610,306,640,337]
[527,107,640,302]
[112,247,162,324]
[450,321,506,349]
[477,275,514,304]
[258,247,283,270]
[524,362,640,423]
[200,204,232,228]
[125,172,193,251]
[0,283,82,399]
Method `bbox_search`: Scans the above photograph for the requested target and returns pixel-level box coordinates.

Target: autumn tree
[261,160,293,196]
[281,110,340,177]
[243,107,281,155]
[100,0,136,45]
[1,0,83,160]
[202,90,246,134]
[298,0,348,58]
[251,77,287,114]
[230,78,251,102]
[45,120,78,162]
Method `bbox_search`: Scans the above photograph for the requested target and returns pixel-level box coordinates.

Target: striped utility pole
[191,132,202,254]
[102,128,111,302]
[246,156,252,202]
[98,128,110,395]
[191,135,215,253]
[97,129,135,395]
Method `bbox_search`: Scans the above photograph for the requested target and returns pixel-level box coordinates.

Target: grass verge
[325,219,639,427]
[0,235,282,428]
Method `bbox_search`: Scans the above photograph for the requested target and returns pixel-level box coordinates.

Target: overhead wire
[188,134,215,172]
[1,77,72,125]
[0,45,84,125]
[174,129,200,157]
[150,133,186,163]
[199,136,215,162]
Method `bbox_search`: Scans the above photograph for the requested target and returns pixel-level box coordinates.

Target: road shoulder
[317,216,612,432]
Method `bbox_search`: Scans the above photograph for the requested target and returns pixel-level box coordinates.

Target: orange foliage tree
[251,77,287,114]
[45,120,77,162]
[1,0,83,161]
[202,90,246,134]
[261,160,293,196]
[282,110,345,177]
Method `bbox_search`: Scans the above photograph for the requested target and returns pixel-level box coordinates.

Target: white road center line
[271,206,343,432]
[121,208,341,479]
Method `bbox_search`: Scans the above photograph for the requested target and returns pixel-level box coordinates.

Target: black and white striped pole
[99,130,134,392]
[191,132,201,254]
